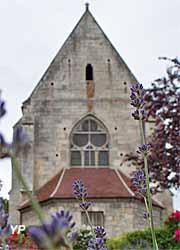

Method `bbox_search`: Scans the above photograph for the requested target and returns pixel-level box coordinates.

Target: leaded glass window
[70,117,109,166]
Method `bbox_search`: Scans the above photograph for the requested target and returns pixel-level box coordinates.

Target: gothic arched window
[86,64,93,80]
[70,117,109,167]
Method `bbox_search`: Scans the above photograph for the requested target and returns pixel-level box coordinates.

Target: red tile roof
[54,168,134,199]
[19,168,163,210]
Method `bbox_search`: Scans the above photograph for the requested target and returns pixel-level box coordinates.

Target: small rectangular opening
[81,211,104,227]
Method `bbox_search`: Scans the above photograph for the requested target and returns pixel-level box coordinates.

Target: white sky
[0,0,179,209]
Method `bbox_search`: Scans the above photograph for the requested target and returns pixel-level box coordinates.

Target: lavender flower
[73,181,108,249]
[29,210,77,249]
[130,83,146,120]
[0,134,6,147]
[137,144,151,155]
[131,109,140,120]
[0,213,8,229]
[73,180,87,200]
[0,224,12,241]
[0,198,12,241]
[87,227,108,250]
[73,180,92,214]
[95,226,106,239]
[80,201,92,210]
[12,127,28,148]
[87,237,108,250]
[143,212,149,219]
[0,98,6,118]
[132,169,147,197]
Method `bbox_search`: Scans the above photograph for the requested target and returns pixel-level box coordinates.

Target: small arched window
[70,117,109,167]
[86,64,93,80]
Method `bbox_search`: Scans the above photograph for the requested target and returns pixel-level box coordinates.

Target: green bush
[73,229,93,250]
[107,227,180,250]
[107,232,151,250]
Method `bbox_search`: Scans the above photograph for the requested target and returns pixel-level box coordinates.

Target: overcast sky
[0,0,179,209]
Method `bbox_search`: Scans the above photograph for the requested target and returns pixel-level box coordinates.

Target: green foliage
[73,229,93,250]
[0,197,9,213]
[107,232,151,250]
[107,227,180,250]
[2,198,9,213]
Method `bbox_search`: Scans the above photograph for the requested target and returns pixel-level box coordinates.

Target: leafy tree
[126,57,180,191]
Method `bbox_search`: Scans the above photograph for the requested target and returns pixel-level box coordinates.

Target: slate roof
[19,168,163,210]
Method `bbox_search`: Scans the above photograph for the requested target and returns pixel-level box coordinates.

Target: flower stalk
[82,197,94,234]
[139,120,159,250]
[11,156,54,250]
[0,95,77,250]
[73,180,108,249]
[130,83,159,250]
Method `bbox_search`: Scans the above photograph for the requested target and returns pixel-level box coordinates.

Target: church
[9,4,164,237]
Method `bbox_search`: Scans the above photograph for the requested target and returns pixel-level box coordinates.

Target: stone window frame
[81,211,105,227]
[86,64,93,80]
[70,116,110,167]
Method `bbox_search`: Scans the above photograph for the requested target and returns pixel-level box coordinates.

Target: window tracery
[70,117,109,166]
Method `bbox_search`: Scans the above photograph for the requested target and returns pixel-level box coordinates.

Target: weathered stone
[9,6,167,238]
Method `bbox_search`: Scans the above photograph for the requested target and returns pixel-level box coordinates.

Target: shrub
[107,231,151,250]
[107,227,180,250]
[73,228,93,250]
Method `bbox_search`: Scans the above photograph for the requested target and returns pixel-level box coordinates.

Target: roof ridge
[151,196,164,208]
[115,169,135,197]
[116,169,164,209]
[23,8,93,105]
[50,168,66,198]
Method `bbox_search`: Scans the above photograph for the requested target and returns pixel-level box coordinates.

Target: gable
[24,8,138,104]
[18,7,141,191]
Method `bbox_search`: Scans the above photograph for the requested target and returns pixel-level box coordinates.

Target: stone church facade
[9,5,164,238]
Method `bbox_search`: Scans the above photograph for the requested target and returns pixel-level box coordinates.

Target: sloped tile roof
[19,168,163,210]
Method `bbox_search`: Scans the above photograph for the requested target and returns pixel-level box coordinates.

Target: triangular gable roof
[23,6,138,105]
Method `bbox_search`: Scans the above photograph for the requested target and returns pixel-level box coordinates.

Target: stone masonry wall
[21,199,162,238]
[21,10,139,192]
[10,9,141,224]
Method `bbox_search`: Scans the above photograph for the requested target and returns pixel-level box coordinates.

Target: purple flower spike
[132,169,147,197]
[88,237,108,250]
[130,83,146,120]
[28,226,47,247]
[80,201,91,210]
[143,212,149,219]
[95,226,106,239]
[0,224,12,239]
[0,99,6,118]
[137,144,151,155]
[29,210,77,249]
[87,226,108,250]
[0,134,6,147]
[0,213,9,228]
[0,198,12,241]
[73,180,88,200]
[13,127,28,146]
[51,210,75,233]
